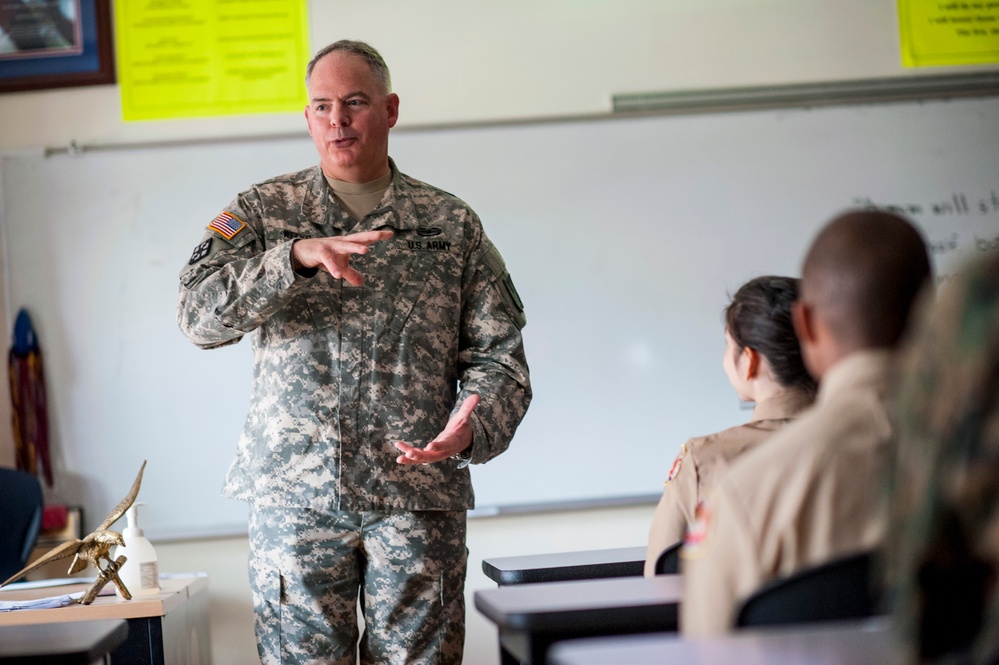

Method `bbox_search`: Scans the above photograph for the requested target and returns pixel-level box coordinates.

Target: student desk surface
[474,574,682,664]
[482,546,648,586]
[548,618,903,665]
[0,575,210,665]
[0,618,128,664]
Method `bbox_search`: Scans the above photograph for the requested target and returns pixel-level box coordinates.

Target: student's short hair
[802,210,931,349]
[725,275,817,393]
[306,40,392,92]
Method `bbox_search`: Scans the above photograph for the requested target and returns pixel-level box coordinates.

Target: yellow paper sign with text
[898,0,999,67]
[115,0,310,121]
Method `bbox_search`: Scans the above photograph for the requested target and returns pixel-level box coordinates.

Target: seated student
[887,252,999,664]
[680,209,932,636]
[644,275,816,576]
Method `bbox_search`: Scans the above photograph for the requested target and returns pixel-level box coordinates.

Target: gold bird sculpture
[1,460,147,603]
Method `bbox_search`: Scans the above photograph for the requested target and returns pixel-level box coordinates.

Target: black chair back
[735,551,882,628]
[0,467,44,581]
[654,541,682,575]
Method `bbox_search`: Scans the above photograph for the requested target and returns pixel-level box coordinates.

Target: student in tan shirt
[681,210,932,636]
[645,276,816,576]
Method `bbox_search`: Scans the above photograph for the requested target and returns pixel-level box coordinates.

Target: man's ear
[793,299,825,380]
[386,93,400,128]
[792,300,815,346]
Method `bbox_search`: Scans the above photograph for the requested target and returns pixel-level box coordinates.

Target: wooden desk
[483,547,647,586]
[0,618,128,664]
[474,575,682,665]
[548,618,904,665]
[0,576,210,665]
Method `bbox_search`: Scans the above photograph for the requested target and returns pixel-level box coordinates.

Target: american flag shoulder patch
[207,211,246,240]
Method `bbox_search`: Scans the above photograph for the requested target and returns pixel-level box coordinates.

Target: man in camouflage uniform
[177,40,531,665]
[888,252,999,664]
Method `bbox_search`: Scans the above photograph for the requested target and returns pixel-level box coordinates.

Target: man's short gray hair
[306,40,392,92]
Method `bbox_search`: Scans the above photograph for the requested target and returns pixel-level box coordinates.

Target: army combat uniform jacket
[889,254,999,664]
[644,388,812,576]
[681,351,893,635]
[177,163,532,512]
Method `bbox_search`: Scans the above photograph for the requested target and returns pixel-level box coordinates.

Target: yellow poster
[898,0,999,67]
[115,0,311,121]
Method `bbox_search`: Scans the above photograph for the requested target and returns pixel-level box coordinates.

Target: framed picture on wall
[0,0,115,93]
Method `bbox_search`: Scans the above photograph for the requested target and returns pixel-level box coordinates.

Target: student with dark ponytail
[645,275,816,576]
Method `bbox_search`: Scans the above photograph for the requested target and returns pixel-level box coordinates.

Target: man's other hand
[395,394,480,465]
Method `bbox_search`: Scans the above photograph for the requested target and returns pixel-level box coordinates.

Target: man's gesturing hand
[395,394,480,465]
[291,230,394,286]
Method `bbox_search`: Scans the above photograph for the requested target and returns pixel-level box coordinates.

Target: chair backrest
[735,550,883,628]
[654,541,682,575]
[0,467,44,581]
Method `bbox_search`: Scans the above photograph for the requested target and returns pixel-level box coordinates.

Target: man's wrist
[451,444,472,468]
[290,240,318,277]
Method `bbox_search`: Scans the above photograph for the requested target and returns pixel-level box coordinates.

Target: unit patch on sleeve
[208,211,246,240]
[664,443,687,485]
[682,499,713,559]
[188,238,212,265]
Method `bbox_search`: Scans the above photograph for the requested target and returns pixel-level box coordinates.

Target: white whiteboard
[3,95,998,538]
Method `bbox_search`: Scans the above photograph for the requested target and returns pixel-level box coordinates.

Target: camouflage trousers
[247,506,468,665]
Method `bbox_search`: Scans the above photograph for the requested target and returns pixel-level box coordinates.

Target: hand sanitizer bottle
[115,502,160,597]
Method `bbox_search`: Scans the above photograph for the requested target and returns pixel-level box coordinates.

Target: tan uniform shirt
[644,389,812,576]
[680,350,893,635]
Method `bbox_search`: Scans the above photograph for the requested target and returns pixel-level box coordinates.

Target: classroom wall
[0,0,988,153]
[1,0,990,490]
[1,2,995,663]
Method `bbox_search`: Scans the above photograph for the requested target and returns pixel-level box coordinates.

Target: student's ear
[792,299,822,379]
[742,347,760,381]
[792,300,815,346]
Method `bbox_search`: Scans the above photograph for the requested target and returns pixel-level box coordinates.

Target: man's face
[304,51,399,183]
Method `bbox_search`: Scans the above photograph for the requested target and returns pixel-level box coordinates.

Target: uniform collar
[300,159,420,233]
[749,387,814,422]
[816,349,895,406]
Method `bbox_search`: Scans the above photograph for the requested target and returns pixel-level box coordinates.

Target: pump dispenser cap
[114,500,159,597]
[124,502,145,538]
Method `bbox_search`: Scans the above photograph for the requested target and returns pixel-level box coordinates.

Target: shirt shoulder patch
[665,443,687,485]
[208,211,246,240]
[682,499,712,559]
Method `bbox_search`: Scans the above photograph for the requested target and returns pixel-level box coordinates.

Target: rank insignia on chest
[208,211,246,240]
[665,444,687,485]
